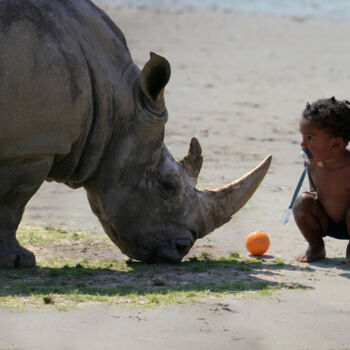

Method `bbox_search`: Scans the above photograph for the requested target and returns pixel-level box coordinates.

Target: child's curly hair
[302,96,350,144]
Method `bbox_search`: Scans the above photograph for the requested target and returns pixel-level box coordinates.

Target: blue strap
[288,162,310,209]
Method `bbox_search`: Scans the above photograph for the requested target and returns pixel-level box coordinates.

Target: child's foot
[346,242,350,266]
[297,245,326,263]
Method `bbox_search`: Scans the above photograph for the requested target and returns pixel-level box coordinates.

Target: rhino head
[85,53,271,263]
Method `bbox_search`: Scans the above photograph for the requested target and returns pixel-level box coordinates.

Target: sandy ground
[2,3,350,349]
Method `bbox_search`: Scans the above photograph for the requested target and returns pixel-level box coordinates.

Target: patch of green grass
[0,281,286,309]
[17,225,108,246]
[273,257,285,267]
[236,265,251,272]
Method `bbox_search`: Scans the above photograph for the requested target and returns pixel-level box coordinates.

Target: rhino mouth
[129,228,196,263]
[105,222,196,263]
[150,233,196,263]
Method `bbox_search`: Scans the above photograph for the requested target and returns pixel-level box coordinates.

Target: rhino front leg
[0,156,54,267]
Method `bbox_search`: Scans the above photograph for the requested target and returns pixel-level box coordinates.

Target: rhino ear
[140,52,171,110]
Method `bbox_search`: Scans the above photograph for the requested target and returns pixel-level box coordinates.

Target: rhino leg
[0,156,53,267]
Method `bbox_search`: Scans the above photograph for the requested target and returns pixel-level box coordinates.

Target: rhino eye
[158,179,177,198]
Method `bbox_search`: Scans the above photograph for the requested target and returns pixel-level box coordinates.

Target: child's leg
[293,192,328,262]
[345,208,350,265]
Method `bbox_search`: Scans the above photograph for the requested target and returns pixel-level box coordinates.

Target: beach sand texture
[2,3,350,349]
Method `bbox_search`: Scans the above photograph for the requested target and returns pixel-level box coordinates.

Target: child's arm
[307,171,316,192]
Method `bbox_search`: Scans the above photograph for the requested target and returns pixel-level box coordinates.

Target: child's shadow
[308,257,350,279]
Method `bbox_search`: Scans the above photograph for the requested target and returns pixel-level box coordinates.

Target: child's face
[299,116,334,163]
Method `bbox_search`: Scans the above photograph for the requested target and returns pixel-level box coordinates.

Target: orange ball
[245,231,270,256]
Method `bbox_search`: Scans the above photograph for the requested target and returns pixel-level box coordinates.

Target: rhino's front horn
[180,137,203,184]
[198,155,272,237]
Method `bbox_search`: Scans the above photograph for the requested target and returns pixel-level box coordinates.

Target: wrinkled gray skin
[0,0,271,267]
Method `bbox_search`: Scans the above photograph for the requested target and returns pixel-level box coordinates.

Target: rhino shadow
[0,259,311,302]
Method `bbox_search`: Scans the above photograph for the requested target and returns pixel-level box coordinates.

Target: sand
[2,3,350,349]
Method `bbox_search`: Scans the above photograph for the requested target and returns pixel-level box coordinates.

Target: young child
[293,97,350,264]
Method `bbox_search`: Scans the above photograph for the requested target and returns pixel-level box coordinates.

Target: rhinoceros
[0,0,271,267]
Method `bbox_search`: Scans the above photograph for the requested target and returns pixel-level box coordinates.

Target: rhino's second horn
[179,137,203,185]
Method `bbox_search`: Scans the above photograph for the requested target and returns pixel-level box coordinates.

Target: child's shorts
[322,217,349,240]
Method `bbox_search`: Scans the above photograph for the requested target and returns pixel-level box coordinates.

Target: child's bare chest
[310,165,350,220]
[311,166,350,201]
